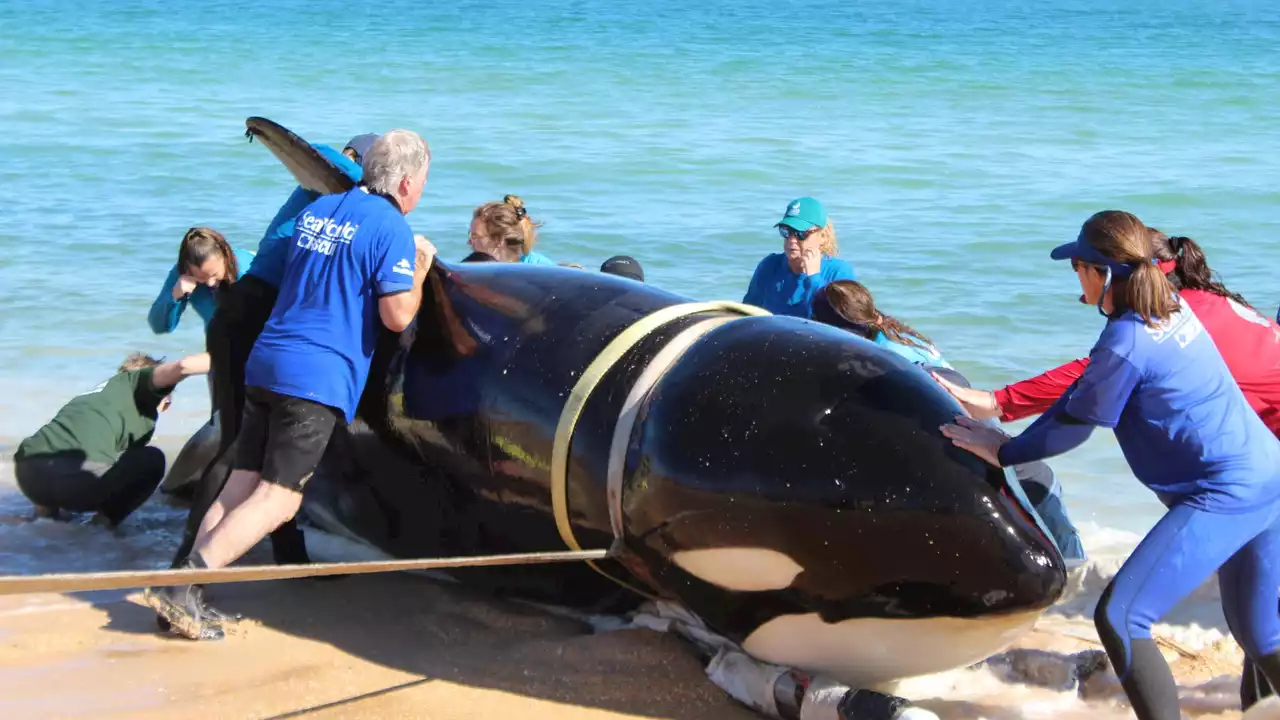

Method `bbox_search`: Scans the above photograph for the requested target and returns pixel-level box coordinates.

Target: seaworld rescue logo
[785,202,801,217]
[1144,297,1204,349]
[392,258,414,277]
[296,211,360,256]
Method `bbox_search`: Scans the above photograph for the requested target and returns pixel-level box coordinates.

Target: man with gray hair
[145,129,437,641]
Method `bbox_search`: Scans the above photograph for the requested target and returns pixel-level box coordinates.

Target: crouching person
[144,129,436,641]
[14,352,210,527]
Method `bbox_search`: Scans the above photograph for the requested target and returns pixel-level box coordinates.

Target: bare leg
[193,470,262,550]
[193,482,304,569]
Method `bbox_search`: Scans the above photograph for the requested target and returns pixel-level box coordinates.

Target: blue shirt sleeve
[825,257,857,283]
[742,256,770,307]
[796,273,829,318]
[148,263,186,334]
[313,144,364,184]
[231,247,256,281]
[374,222,417,296]
[998,388,1096,466]
[1063,346,1142,428]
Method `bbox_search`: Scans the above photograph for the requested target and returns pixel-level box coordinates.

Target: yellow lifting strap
[549,301,771,557]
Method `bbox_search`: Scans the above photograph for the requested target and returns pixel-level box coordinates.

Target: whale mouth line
[996,470,1063,560]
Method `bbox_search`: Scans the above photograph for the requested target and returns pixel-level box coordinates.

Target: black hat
[600,255,644,282]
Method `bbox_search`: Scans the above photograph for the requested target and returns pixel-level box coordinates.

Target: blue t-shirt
[244,145,364,287]
[520,251,557,266]
[1065,297,1280,512]
[245,188,417,422]
[148,247,256,334]
[743,253,856,318]
[874,332,954,370]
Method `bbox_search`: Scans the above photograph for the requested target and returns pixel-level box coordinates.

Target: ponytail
[1168,235,1254,309]
[814,280,934,350]
[1123,260,1179,327]
[1080,210,1179,327]
[503,194,539,253]
[877,314,935,352]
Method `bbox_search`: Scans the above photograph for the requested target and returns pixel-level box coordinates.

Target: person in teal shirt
[148,227,256,334]
[743,196,857,318]
[148,227,254,505]
[520,250,557,265]
[469,195,559,264]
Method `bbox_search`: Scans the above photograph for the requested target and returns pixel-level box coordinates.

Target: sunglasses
[778,225,819,242]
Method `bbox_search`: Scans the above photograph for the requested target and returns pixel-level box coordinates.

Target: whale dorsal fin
[244,116,355,195]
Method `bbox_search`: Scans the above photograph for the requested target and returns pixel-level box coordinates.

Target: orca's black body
[300,261,1067,681]
[243,116,1068,686]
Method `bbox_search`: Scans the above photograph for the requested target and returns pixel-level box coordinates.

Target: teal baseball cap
[776,196,828,232]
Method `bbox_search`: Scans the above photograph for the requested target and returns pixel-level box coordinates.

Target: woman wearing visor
[940,210,1280,720]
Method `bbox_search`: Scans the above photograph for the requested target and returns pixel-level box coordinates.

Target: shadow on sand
[92,570,759,720]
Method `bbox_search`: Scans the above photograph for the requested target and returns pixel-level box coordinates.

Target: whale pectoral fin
[244,117,354,195]
[160,419,221,496]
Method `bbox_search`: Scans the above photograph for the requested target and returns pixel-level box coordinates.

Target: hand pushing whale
[243,117,1068,692]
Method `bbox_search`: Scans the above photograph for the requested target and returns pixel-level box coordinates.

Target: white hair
[361,129,429,196]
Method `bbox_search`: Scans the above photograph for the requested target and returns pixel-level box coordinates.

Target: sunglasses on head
[779,225,818,241]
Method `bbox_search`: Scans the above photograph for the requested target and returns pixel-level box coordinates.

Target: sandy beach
[0,558,1253,720]
[0,572,764,720]
[0,447,1258,720]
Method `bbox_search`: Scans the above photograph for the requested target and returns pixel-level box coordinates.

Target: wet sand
[0,569,1251,720]
[0,574,762,720]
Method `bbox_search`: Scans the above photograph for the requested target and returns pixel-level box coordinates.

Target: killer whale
[160,418,219,498]
[241,117,1068,689]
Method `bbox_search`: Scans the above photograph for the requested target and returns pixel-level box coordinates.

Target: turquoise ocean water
[0,0,1277,538]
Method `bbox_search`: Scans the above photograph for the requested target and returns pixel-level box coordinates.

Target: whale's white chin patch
[1244,696,1280,720]
[742,610,1044,688]
[670,548,803,592]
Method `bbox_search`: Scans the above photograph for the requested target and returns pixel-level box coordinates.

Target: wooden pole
[0,549,612,596]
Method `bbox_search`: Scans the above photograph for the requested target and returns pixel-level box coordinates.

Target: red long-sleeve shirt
[994,289,1280,437]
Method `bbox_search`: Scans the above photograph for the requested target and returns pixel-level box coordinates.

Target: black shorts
[233,386,343,492]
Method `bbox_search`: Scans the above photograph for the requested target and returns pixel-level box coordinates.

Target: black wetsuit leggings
[170,275,310,567]
[15,446,166,525]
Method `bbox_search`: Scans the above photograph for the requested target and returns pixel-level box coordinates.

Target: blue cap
[1050,231,1150,278]
[344,133,381,166]
[776,197,828,232]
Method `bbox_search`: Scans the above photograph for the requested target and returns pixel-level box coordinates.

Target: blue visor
[1050,232,1140,278]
